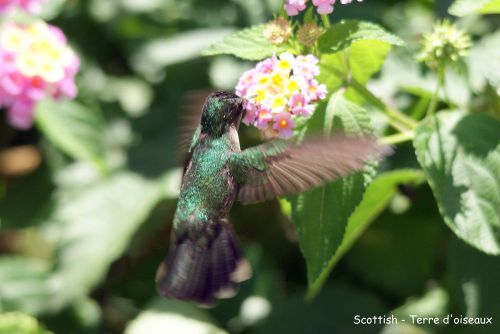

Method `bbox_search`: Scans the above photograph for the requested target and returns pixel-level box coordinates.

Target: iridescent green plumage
[156,91,386,305]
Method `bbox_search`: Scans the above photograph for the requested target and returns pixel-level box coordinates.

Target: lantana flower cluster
[0,21,80,129]
[236,53,327,138]
[285,0,363,16]
[0,0,46,14]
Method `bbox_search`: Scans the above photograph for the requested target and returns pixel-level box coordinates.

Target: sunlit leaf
[319,40,392,93]
[449,0,500,16]
[43,171,169,312]
[202,25,289,60]
[414,112,500,255]
[35,100,106,170]
[0,257,52,315]
[466,30,500,92]
[318,20,404,54]
[0,312,53,334]
[0,168,180,315]
[132,28,233,79]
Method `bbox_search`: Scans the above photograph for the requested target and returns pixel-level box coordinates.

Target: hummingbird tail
[155,218,251,306]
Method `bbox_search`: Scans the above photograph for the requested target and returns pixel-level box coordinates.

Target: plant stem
[321,15,331,28]
[348,78,418,130]
[380,131,415,145]
[322,63,418,131]
[426,66,445,117]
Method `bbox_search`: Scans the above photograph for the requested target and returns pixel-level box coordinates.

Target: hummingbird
[156,90,386,305]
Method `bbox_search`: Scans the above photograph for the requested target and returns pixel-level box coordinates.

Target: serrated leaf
[291,92,375,294]
[202,25,289,60]
[35,100,106,169]
[318,40,392,93]
[318,20,404,54]
[306,169,426,298]
[414,112,500,255]
[449,0,500,16]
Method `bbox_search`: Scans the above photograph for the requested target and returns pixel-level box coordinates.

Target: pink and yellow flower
[0,21,80,129]
[235,52,327,138]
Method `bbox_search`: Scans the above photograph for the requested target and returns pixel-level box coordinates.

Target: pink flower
[289,94,314,117]
[272,112,295,138]
[284,0,307,16]
[306,79,327,100]
[285,0,362,16]
[0,21,80,130]
[255,107,273,129]
[242,102,257,125]
[293,55,320,80]
[0,0,46,14]
[312,0,335,14]
[7,97,34,130]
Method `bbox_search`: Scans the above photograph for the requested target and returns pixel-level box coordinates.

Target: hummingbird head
[201,91,246,135]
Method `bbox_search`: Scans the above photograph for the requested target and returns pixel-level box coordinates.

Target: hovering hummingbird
[156,91,386,305]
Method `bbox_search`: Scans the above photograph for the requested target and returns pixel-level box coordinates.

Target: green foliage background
[0,0,499,333]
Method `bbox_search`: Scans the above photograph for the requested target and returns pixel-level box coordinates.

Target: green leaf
[0,167,53,229]
[0,312,53,334]
[131,28,233,78]
[0,168,181,315]
[318,20,404,54]
[414,112,500,255]
[318,40,392,93]
[345,185,446,297]
[466,31,500,92]
[449,238,500,334]
[44,171,167,312]
[35,100,106,169]
[449,0,500,16]
[306,169,426,298]
[0,257,52,315]
[260,285,386,334]
[125,298,228,334]
[382,287,449,334]
[291,92,375,295]
[201,25,289,60]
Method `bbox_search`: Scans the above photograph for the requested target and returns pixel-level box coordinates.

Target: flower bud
[418,20,471,69]
[298,22,324,47]
[263,17,292,45]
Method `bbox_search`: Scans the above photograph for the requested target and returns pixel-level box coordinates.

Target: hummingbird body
[156,91,386,305]
[175,130,239,226]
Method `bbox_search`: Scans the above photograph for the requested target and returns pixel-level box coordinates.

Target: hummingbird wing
[230,135,388,204]
[177,90,212,171]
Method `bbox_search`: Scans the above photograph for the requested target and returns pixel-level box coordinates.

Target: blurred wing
[230,135,389,204]
[177,90,212,172]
